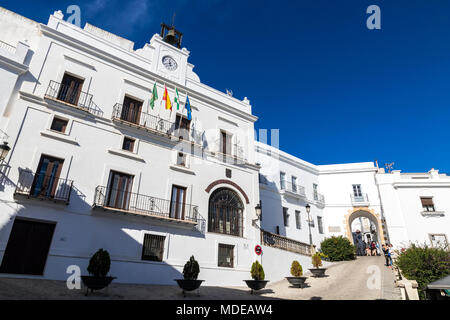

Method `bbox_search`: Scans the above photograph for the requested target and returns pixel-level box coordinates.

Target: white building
[0,7,448,288]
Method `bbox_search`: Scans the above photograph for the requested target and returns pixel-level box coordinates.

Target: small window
[318,216,324,234]
[218,244,234,268]
[50,117,68,133]
[291,176,297,192]
[313,183,318,200]
[141,234,165,261]
[352,184,362,197]
[283,207,289,227]
[421,197,435,212]
[122,137,135,152]
[280,172,286,190]
[295,210,301,229]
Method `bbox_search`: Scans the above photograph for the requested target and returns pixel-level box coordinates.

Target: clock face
[162,55,178,71]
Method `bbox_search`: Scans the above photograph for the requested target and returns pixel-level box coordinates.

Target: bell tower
[160,23,183,49]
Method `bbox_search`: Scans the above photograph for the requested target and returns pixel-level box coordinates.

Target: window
[352,184,362,197]
[283,207,289,227]
[220,130,232,159]
[175,115,191,140]
[141,234,165,261]
[208,188,244,237]
[50,117,68,133]
[291,176,297,193]
[106,171,134,210]
[295,210,301,229]
[421,197,435,212]
[122,137,135,152]
[313,183,318,200]
[32,155,64,198]
[121,96,143,124]
[429,234,448,249]
[318,216,324,234]
[57,73,84,105]
[176,152,187,167]
[280,172,286,190]
[170,185,186,220]
[218,244,234,268]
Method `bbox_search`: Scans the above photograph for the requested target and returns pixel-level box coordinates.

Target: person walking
[375,242,380,256]
[382,244,390,266]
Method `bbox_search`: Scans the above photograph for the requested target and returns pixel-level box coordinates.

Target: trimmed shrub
[183,255,200,280]
[320,236,356,261]
[290,260,303,277]
[251,261,265,280]
[312,252,323,268]
[87,248,111,277]
[395,244,450,299]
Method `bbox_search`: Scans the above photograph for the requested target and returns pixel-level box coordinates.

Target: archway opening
[348,209,382,256]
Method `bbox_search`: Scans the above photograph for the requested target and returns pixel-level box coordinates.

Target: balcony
[314,193,325,207]
[111,103,204,146]
[351,193,369,207]
[261,229,313,256]
[92,186,199,226]
[14,170,73,204]
[280,181,306,199]
[44,81,103,116]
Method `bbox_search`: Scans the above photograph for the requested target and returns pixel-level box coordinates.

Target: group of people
[356,239,396,267]
[382,243,395,267]
[364,241,380,256]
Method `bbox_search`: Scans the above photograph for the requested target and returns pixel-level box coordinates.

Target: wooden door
[31,155,64,198]
[106,171,134,210]
[122,96,142,125]
[0,219,56,275]
[169,185,186,220]
[58,73,84,105]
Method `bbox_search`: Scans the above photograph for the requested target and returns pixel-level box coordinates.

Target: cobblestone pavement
[0,256,401,300]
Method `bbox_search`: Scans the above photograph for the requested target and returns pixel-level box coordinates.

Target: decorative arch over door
[344,207,387,245]
[208,188,244,237]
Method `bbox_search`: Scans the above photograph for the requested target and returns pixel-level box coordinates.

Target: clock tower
[147,23,191,85]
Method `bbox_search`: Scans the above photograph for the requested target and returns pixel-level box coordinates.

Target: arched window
[208,188,244,237]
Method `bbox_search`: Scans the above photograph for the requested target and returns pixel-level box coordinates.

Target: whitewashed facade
[0,7,448,288]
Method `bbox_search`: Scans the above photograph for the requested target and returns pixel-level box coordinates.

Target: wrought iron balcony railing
[0,40,16,53]
[351,193,369,204]
[112,103,204,145]
[261,229,313,256]
[14,170,73,204]
[93,185,199,224]
[314,192,325,205]
[45,80,103,116]
[280,181,306,197]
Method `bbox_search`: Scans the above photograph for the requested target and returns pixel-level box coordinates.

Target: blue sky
[3,0,450,172]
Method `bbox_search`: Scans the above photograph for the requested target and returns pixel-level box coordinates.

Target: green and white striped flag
[149,82,158,109]
[174,88,180,110]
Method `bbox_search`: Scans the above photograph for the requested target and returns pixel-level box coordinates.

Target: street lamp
[255,203,262,220]
[0,141,10,163]
[306,203,312,245]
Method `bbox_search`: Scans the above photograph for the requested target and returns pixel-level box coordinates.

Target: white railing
[351,193,369,204]
[0,40,16,54]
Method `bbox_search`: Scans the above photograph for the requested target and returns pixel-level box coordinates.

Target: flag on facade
[174,88,180,110]
[185,95,192,120]
[149,82,158,109]
[163,85,172,110]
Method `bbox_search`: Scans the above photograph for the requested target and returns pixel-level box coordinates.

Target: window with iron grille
[208,188,244,237]
[141,234,165,261]
[421,197,435,212]
[317,216,324,234]
[313,183,318,200]
[283,207,289,227]
[218,244,234,268]
[295,210,301,229]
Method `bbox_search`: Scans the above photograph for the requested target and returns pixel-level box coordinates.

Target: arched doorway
[208,188,244,237]
[344,208,386,254]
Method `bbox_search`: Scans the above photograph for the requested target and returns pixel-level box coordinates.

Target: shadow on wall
[260,179,286,236]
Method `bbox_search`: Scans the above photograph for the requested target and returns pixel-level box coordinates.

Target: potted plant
[81,248,116,295]
[244,260,269,294]
[309,252,327,277]
[175,256,204,297]
[286,260,308,288]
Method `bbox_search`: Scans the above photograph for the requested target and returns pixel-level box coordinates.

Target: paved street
[0,256,400,300]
